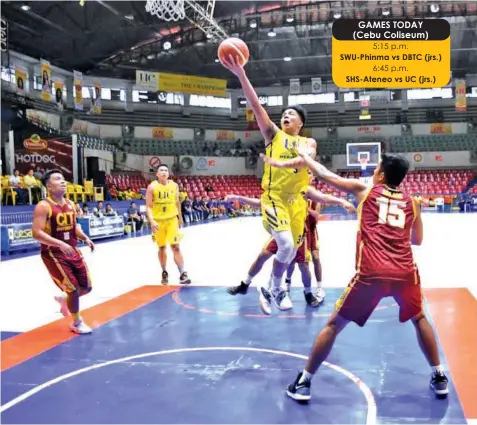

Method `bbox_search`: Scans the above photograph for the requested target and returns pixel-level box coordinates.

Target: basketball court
[1,0,477,423]
[1,209,476,424]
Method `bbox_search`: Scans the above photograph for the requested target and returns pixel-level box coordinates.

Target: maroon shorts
[41,248,92,294]
[265,238,309,264]
[335,270,422,327]
[307,228,319,252]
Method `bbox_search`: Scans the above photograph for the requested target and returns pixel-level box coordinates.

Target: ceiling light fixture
[333,12,341,19]
[283,56,292,62]
[430,3,439,13]
[286,16,294,23]
[163,41,172,50]
[215,58,220,63]
[249,20,257,28]
[21,4,30,10]
[125,14,134,20]
[268,29,276,37]
[147,54,155,60]
[382,8,390,16]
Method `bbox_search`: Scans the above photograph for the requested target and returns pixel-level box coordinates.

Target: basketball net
[145,0,186,21]
[359,157,368,172]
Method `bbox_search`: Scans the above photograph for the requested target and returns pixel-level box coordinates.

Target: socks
[178,265,185,274]
[303,287,312,294]
[285,278,292,293]
[299,369,314,384]
[271,274,282,290]
[432,365,444,374]
[244,275,253,285]
[73,313,82,325]
[161,265,167,272]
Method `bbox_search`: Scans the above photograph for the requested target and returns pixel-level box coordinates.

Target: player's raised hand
[221,54,245,77]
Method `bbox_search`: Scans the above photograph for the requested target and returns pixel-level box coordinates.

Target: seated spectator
[75,202,84,218]
[200,197,210,220]
[192,196,204,220]
[33,166,43,180]
[82,203,90,216]
[181,197,195,224]
[104,203,117,216]
[9,169,27,204]
[109,185,119,200]
[206,197,219,219]
[127,201,144,231]
[96,201,105,216]
[23,168,42,204]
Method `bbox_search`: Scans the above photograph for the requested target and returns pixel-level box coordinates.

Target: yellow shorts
[152,217,181,247]
[261,191,307,248]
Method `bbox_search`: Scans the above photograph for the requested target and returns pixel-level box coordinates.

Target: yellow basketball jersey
[261,130,309,194]
[152,180,178,220]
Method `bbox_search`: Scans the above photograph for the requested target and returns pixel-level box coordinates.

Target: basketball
[218,37,249,66]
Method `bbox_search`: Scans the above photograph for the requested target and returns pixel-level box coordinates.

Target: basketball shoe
[286,372,311,401]
[227,282,249,295]
[161,271,168,285]
[430,371,449,398]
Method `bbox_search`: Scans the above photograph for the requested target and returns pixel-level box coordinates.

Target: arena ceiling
[2,1,477,88]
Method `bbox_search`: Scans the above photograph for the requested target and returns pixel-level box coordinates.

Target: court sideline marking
[0,346,377,425]
[1,285,175,371]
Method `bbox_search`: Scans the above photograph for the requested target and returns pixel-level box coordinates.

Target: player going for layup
[32,169,95,334]
[222,54,317,314]
[226,179,354,309]
[146,164,191,285]
[262,151,448,400]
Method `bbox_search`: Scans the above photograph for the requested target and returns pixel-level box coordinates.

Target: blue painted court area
[1,288,466,424]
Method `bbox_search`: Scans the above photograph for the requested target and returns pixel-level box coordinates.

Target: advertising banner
[15,67,26,95]
[152,127,174,139]
[0,224,39,253]
[216,130,235,141]
[78,216,124,240]
[74,70,83,111]
[158,72,227,97]
[14,127,73,181]
[454,79,466,112]
[430,123,452,134]
[40,59,51,101]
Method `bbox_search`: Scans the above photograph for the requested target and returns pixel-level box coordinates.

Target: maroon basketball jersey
[41,198,78,252]
[306,199,319,232]
[356,184,416,280]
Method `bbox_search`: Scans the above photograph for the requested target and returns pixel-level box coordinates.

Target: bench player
[222,54,316,313]
[146,165,191,285]
[32,169,95,334]
[262,150,449,400]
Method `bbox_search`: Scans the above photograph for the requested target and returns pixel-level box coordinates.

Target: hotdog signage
[14,128,73,181]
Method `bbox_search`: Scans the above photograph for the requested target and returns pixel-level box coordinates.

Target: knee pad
[272,230,295,263]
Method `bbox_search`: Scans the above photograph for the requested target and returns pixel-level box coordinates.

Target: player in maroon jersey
[262,151,448,400]
[32,169,95,334]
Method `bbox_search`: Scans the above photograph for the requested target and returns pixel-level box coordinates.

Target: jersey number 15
[377,197,406,228]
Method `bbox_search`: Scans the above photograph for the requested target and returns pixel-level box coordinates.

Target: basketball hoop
[359,157,368,171]
[145,0,186,22]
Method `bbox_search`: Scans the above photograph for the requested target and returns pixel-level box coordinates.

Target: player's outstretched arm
[306,187,356,212]
[32,201,74,254]
[259,138,317,169]
[221,55,279,145]
[175,182,184,227]
[145,183,158,232]
[225,194,261,209]
[411,198,423,245]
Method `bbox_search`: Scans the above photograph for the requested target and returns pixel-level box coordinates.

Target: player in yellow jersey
[146,164,191,285]
[222,55,317,315]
